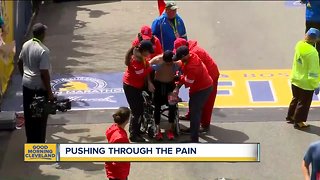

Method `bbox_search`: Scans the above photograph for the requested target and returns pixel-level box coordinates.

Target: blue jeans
[189,86,213,142]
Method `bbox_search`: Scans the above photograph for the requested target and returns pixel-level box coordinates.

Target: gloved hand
[315,88,319,95]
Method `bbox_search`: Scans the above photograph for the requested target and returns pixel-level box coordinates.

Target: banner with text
[24,143,260,162]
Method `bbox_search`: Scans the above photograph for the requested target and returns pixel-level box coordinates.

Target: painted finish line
[51,70,320,110]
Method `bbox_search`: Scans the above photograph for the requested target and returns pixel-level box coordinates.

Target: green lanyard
[168,18,177,33]
[32,38,41,43]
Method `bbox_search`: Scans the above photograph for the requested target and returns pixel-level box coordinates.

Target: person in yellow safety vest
[286,28,320,129]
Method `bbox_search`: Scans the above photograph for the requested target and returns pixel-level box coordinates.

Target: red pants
[185,79,218,127]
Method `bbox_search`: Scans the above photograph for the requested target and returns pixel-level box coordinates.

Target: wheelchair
[140,91,180,139]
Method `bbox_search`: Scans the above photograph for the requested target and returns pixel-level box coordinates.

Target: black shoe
[180,128,191,134]
[181,127,209,135]
[129,135,146,142]
[286,117,294,124]
[199,126,210,134]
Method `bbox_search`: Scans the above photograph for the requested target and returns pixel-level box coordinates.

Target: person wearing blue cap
[301,0,320,54]
[286,28,320,129]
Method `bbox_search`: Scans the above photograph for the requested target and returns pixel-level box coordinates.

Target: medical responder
[123,40,155,142]
[132,25,163,59]
[172,46,213,142]
[174,38,220,133]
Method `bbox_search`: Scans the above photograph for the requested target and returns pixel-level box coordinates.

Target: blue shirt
[306,0,320,22]
[304,141,320,180]
[151,13,187,51]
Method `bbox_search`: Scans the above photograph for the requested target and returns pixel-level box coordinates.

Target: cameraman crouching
[18,23,53,143]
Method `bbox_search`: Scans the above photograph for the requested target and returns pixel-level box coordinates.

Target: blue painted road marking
[248,81,275,102]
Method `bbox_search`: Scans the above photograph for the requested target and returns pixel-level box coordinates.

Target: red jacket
[132,36,163,59]
[178,53,213,95]
[188,40,220,80]
[105,124,130,180]
[123,56,152,89]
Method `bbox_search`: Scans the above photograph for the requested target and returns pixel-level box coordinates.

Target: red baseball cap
[174,38,188,52]
[140,25,152,39]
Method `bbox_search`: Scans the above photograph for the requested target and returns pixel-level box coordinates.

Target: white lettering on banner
[67,96,117,103]
[56,88,124,95]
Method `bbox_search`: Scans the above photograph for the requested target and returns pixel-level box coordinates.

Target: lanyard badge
[169,18,179,38]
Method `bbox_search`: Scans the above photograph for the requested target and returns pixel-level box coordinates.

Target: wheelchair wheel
[173,107,180,136]
[147,126,155,138]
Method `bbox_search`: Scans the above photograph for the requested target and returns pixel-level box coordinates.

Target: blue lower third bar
[248,81,274,102]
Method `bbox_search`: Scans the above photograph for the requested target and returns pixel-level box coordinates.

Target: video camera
[30,96,72,118]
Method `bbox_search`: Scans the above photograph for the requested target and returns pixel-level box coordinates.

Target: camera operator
[17,23,53,143]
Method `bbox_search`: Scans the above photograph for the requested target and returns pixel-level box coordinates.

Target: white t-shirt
[19,39,51,90]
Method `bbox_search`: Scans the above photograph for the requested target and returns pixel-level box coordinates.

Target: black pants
[189,86,213,142]
[153,80,177,125]
[305,21,320,55]
[23,86,49,143]
[123,83,143,136]
[287,84,314,123]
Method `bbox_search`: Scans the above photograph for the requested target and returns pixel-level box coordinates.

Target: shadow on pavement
[202,125,250,143]
[0,114,105,179]
[37,0,119,74]
[297,124,320,136]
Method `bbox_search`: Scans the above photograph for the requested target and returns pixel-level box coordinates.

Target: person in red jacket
[172,46,213,143]
[174,38,220,133]
[123,40,155,142]
[105,107,131,180]
[132,25,163,59]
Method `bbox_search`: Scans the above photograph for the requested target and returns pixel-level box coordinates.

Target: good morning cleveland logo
[24,144,57,162]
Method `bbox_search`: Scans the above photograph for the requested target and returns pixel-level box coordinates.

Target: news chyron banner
[25,143,260,162]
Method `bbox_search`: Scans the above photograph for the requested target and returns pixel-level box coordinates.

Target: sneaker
[129,135,146,142]
[294,122,310,129]
[286,117,294,124]
[199,126,210,134]
[155,132,163,141]
[166,130,175,140]
[179,115,190,121]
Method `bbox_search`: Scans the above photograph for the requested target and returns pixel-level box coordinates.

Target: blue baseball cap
[306,28,320,39]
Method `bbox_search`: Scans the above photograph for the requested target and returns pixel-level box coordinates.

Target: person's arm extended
[125,47,135,66]
[302,160,310,180]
